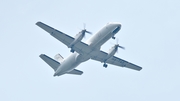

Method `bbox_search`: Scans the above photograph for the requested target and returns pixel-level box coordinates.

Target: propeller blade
[85,30,92,34]
[78,23,92,38]
[118,45,125,50]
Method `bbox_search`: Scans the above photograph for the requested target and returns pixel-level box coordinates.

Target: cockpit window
[112,26,120,34]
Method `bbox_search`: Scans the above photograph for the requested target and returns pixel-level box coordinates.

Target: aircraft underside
[37,22,142,76]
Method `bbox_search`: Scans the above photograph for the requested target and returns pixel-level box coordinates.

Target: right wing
[36,22,92,55]
[91,51,142,71]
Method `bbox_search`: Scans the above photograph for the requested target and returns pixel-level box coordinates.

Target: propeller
[114,38,125,53]
[80,23,92,38]
[117,45,125,49]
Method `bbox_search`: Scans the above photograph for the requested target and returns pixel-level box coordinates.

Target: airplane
[36,22,142,76]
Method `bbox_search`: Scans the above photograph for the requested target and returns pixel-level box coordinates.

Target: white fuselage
[54,23,121,76]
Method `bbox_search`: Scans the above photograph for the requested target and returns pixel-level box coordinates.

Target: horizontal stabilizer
[66,69,83,75]
[40,54,60,71]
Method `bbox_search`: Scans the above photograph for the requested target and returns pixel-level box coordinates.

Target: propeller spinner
[80,23,92,38]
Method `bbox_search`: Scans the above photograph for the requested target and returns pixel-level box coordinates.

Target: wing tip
[132,65,142,71]
[137,67,143,71]
[39,54,45,58]
[36,21,42,26]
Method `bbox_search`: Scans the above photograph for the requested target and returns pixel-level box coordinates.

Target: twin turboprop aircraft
[36,22,142,76]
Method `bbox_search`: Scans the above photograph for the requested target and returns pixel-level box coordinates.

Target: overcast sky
[1,0,180,101]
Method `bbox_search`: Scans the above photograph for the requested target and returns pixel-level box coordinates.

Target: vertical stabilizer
[54,54,64,63]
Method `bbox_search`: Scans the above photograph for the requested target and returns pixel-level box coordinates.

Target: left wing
[36,22,92,55]
[91,51,142,71]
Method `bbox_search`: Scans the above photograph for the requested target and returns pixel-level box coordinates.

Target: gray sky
[1,0,180,101]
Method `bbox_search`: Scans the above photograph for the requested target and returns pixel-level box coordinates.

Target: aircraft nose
[114,23,121,27]
[109,22,121,27]
[119,24,121,27]
[118,24,121,29]
[115,23,121,30]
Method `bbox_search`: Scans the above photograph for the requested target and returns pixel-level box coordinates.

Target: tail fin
[39,54,60,71]
[54,54,64,63]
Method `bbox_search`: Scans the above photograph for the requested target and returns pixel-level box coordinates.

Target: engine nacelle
[68,29,91,53]
[104,47,116,62]
[68,32,84,48]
